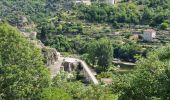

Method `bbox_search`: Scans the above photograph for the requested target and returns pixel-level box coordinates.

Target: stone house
[143,29,156,41]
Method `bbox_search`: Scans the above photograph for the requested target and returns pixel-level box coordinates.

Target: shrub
[159,22,169,30]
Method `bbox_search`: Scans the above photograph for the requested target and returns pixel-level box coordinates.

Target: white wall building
[75,0,117,5]
[105,0,115,4]
[75,0,91,5]
[143,29,156,41]
[99,0,115,4]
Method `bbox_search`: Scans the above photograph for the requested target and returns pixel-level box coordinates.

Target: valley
[0,0,170,100]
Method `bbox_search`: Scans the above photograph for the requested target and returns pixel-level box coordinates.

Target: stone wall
[42,47,60,66]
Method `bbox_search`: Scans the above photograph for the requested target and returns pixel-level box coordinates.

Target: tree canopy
[87,38,113,71]
[116,45,170,99]
[0,22,50,99]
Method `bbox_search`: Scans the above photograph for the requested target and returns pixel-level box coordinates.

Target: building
[143,29,156,41]
[75,0,119,5]
[75,0,91,5]
[99,0,117,4]
[105,0,115,4]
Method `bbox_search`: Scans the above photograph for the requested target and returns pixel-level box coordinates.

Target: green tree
[115,41,143,61]
[159,22,169,30]
[0,22,50,99]
[118,45,170,99]
[40,87,71,100]
[88,38,113,71]
[45,35,71,52]
[52,73,117,100]
[57,24,63,33]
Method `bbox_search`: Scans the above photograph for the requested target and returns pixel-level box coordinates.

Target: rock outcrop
[22,31,60,67]
[42,47,60,66]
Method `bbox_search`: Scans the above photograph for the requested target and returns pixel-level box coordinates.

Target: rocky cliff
[22,31,60,67]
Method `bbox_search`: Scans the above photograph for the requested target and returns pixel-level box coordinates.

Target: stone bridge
[50,58,99,85]
[78,60,99,84]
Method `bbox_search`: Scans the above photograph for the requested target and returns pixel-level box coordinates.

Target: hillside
[0,0,170,100]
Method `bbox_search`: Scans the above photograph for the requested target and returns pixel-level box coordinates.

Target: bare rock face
[18,15,61,67]
[20,16,28,23]
[22,32,37,40]
[17,16,29,28]
[32,40,60,66]
[22,31,60,66]
[42,47,60,66]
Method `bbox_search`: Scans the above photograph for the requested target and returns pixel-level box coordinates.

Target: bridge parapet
[79,60,99,84]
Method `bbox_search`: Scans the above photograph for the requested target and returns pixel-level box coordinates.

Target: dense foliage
[78,0,170,27]
[40,87,71,100]
[78,3,141,24]
[0,0,169,29]
[112,45,170,99]
[52,72,117,100]
[0,22,50,99]
[1,0,170,99]
[87,38,113,71]
[0,0,74,24]
[113,40,145,61]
